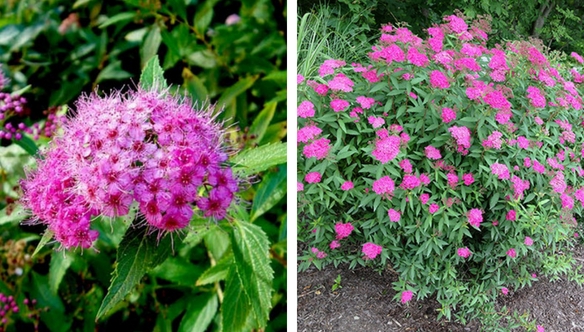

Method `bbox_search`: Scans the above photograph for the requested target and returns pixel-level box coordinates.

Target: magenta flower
[505,210,516,221]
[400,290,414,304]
[335,222,354,240]
[330,240,341,250]
[341,181,354,191]
[297,182,304,192]
[368,116,385,128]
[425,146,442,159]
[462,173,474,186]
[491,163,510,180]
[507,248,517,258]
[372,135,401,163]
[373,176,395,196]
[457,247,472,258]
[420,193,430,204]
[328,73,354,92]
[297,74,304,84]
[302,137,331,160]
[467,208,483,228]
[428,203,439,214]
[501,287,509,295]
[524,236,533,246]
[297,124,322,143]
[356,96,375,109]
[362,242,383,259]
[388,209,401,222]
[429,70,450,89]
[330,99,350,112]
[298,100,315,118]
[21,88,238,249]
[305,172,322,184]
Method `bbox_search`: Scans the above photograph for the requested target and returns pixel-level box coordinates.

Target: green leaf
[216,76,258,112]
[178,293,218,332]
[32,230,54,257]
[96,222,182,320]
[14,135,38,156]
[49,251,73,294]
[182,67,208,104]
[231,142,286,176]
[150,256,204,286]
[250,164,287,222]
[193,0,220,35]
[225,220,273,329]
[196,252,233,286]
[98,12,135,29]
[140,25,162,69]
[139,55,168,91]
[96,60,133,83]
[248,101,277,146]
[222,265,250,331]
[260,121,287,145]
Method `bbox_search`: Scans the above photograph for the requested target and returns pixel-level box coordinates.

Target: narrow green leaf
[490,192,499,209]
[231,142,286,176]
[139,55,167,91]
[250,164,287,222]
[96,60,133,83]
[140,25,162,69]
[14,135,38,156]
[32,230,54,257]
[196,253,233,286]
[228,220,274,329]
[98,12,135,29]
[216,76,258,111]
[248,101,277,146]
[260,121,287,145]
[96,222,182,320]
[49,251,73,294]
[150,256,204,286]
[182,67,208,104]
[178,293,218,332]
[193,0,220,35]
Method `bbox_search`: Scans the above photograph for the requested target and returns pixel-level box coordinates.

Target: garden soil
[297,244,584,332]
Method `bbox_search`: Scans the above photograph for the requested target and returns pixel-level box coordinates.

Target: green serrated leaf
[178,292,218,332]
[196,253,233,286]
[250,164,286,222]
[33,230,54,257]
[140,25,162,68]
[96,222,182,320]
[139,56,167,91]
[222,265,251,331]
[248,101,277,146]
[49,251,73,294]
[227,220,274,329]
[231,143,286,176]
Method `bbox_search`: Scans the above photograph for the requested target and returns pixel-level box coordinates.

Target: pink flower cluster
[388,208,401,222]
[373,176,395,196]
[341,181,354,191]
[467,208,483,228]
[425,145,442,159]
[429,70,450,89]
[372,132,402,163]
[303,137,331,160]
[362,242,383,259]
[491,163,510,180]
[448,126,471,154]
[441,107,456,123]
[335,222,354,240]
[457,247,471,258]
[21,89,238,249]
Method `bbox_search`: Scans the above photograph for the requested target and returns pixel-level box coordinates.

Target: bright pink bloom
[341,181,354,191]
[441,107,456,123]
[297,182,304,192]
[526,86,546,108]
[462,173,474,186]
[401,290,413,304]
[330,99,350,112]
[429,70,450,89]
[297,74,304,84]
[297,124,322,143]
[330,240,340,250]
[482,131,503,149]
[457,247,471,258]
[501,287,509,295]
[362,242,383,259]
[445,15,468,33]
[447,173,458,188]
[407,47,429,67]
[399,159,413,174]
[356,96,375,109]
[448,126,471,153]
[561,193,574,209]
[305,172,322,184]
[467,208,483,228]
[319,59,345,77]
[373,176,395,196]
[328,73,354,92]
[368,116,385,128]
[419,174,431,185]
[550,172,566,193]
[524,236,533,246]
[505,210,516,221]
[298,100,315,118]
[372,135,401,163]
[400,174,421,190]
[429,203,439,214]
[491,163,510,180]
[425,146,442,159]
[507,248,517,258]
[302,137,331,160]
[335,222,354,240]
[388,209,401,222]
[420,193,430,204]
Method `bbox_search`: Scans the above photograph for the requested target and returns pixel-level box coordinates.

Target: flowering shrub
[298,12,584,324]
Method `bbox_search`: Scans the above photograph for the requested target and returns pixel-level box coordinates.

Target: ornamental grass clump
[21,88,238,249]
[298,12,584,324]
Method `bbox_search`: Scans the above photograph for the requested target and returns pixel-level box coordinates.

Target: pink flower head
[297,124,322,143]
[341,181,354,191]
[467,208,483,228]
[330,99,350,112]
[330,240,341,250]
[316,251,327,259]
[561,193,574,209]
[491,163,510,180]
[356,96,375,109]
[550,172,566,194]
[524,236,533,246]
[298,100,315,118]
[407,47,429,67]
[335,222,354,240]
[388,209,401,222]
[482,131,503,149]
[534,116,544,125]
[362,242,383,259]
[537,325,545,332]
[297,182,304,192]
[319,59,345,77]
[314,84,329,96]
[462,173,474,186]
[429,70,450,89]
[419,174,430,185]
[368,116,385,128]
[445,15,468,33]
[448,126,471,153]
[457,247,471,258]
[429,203,439,214]
[420,193,430,204]
[504,210,517,223]
[425,146,442,159]
[506,248,517,258]
[305,172,322,184]
[571,52,584,64]
[373,176,395,196]
[526,86,546,108]
[501,287,509,295]
[372,135,401,164]
[441,107,456,123]
[447,173,458,188]
[400,290,413,304]
[399,159,413,174]
[400,174,421,190]
[297,74,304,84]
[302,137,331,160]
[328,73,354,92]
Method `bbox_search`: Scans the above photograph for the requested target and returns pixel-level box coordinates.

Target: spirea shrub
[298,13,584,323]
[20,88,238,249]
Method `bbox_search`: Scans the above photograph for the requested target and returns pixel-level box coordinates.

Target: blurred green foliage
[0,0,287,331]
